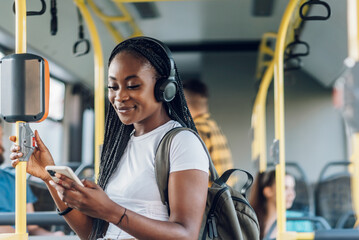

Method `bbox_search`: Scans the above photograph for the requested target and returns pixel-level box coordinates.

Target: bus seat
[291,177,312,213]
[336,210,357,229]
[315,161,353,228]
[263,215,331,240]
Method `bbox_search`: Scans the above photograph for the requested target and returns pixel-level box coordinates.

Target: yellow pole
[14,1,28,239]
[15,122,27,238]
[258,62,274,172]
[347,0,359,227]
[73,0,104,182]
[273,0,300,239]
[350,134,359,227]
[251,61,274,172]
[347,0,359,61]
[87,0,142,42]
[252,33,276,171]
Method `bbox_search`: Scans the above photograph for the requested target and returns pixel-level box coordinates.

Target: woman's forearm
[44,179,93,239]
[102,200,201,240]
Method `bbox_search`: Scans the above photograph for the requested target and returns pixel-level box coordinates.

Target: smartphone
[45,166,84,187]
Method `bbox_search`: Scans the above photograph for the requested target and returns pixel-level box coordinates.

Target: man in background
[183,79,233,176]
[0,120,64,236]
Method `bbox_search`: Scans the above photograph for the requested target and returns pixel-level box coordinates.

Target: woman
[249,170,296,239]
[10,37,209,240]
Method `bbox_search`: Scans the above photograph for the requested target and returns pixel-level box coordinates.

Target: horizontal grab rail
[0,211,66,225]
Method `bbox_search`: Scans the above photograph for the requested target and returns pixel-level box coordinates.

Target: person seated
[0,121,64,236]
[249,170,312,239]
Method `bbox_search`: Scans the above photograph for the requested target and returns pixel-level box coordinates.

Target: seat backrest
[315,173,353,227]
[291,178,311,213]
[335,210,357,229]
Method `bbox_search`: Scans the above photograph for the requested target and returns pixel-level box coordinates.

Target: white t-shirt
[103,120,209,239]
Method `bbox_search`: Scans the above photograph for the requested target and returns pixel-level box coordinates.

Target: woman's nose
[115,88,130,102]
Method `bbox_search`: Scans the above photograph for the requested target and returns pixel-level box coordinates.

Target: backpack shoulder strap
[155,127,218,206]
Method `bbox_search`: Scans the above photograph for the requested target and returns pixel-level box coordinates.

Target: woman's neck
[133,108,171,136]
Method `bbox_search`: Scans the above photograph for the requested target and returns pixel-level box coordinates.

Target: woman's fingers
[82,179,99,189]
[49,180,65,200]
[56,174,82,191]
[34,130,48,152]
[11,159,20,168]
[10,144,20,153]
[10,152,22,160]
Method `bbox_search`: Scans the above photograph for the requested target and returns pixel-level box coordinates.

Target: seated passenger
[249,170,312,239]
[0,121,64,236]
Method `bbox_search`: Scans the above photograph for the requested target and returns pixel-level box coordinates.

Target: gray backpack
[155,127,260,240]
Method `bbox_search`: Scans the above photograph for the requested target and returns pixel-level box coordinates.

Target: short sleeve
[169,130,209,174]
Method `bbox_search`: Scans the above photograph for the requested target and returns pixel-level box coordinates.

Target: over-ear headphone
[128,36,178,102]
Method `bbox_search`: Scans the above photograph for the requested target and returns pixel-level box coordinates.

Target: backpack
[155,127,260,240]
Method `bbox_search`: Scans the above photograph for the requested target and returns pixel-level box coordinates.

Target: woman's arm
[119,169,208,239]
[58,169,208,240]
[9,131,93,239]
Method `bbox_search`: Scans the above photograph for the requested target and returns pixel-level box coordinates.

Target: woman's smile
[116,105,136,114]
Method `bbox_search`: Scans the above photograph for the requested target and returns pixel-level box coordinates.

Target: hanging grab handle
[300,0,331,21]
[13,0,46,16]
[285,40,310,58]
[73,8,90,57]
[50,0,57,35]
[284,33,310,58]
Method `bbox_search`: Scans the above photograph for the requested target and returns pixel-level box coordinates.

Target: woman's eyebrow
[108,75,138,81]
[124,75,138,81]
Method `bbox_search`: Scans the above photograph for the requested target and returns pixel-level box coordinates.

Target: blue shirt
[0,168,37,212]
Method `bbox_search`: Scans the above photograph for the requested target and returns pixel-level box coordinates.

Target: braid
[90,37,196,239]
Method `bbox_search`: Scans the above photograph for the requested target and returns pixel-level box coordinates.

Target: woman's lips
[117,106,135,113]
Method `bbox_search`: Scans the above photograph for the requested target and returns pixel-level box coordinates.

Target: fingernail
[49,180,54,185]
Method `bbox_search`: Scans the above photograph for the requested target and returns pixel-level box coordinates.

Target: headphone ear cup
[154,77,178,102]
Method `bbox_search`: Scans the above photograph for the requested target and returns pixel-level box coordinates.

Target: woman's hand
[9,130,55,182]
[51,175,117,222]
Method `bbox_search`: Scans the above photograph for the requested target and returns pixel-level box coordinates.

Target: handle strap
[214,168,254,197]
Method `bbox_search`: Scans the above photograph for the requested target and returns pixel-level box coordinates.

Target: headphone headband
[126,36,175,77]
[121,36,178,103]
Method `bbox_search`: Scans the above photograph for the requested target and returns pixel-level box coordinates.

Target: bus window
[27,77,65,165]
[48,78,65,121]
[82,108,94,166]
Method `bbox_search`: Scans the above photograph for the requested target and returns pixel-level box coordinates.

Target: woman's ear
[263,185,275,198]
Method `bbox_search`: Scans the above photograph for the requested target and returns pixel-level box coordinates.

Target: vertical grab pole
[252,32,276,172]
[258,62,274,172]
[73,0,104,182]
[273,0,299,239]
[347,0,359,227]
[15,0,28,239]
[351,134,359,227]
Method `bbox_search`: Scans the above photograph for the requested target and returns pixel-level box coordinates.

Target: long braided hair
[90,37,197,239]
